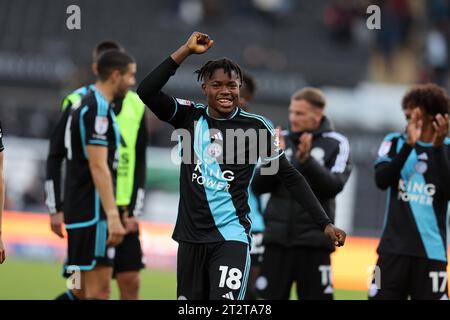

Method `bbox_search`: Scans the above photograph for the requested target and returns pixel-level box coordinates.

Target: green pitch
[0,258,367,300]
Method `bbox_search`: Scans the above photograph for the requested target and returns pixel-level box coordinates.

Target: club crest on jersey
[415,161,428,174]
[207,142,223,159]
[95,116,109,135]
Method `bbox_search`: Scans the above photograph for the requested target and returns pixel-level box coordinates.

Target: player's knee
[96,285,111,300]
[72,288,85,300]
[86,282,111,300]
[119,274,140,300]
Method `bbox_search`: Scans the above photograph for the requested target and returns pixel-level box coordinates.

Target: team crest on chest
[207,142,223,158]
[415,161,428,174]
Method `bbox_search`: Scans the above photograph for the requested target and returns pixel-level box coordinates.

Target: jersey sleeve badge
[95,116,109,135]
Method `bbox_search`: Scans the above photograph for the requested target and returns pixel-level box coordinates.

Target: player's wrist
[171,46,192,65]
[183,44,195,55]
[106,209,120,219]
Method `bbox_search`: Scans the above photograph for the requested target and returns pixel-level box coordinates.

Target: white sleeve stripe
[323,132,350,173]
[132,188,145,216]
[45,180,57,213]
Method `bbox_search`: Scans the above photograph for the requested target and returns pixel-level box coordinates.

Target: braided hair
[195,58,243,84]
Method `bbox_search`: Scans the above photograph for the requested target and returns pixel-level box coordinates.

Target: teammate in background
[137,31,346,300]
[252,88,352,300]
[49,50,136,300]
[0,122,5,264]
[370,84,450,300]
[238,73,266,300]
[46,42,146,300]
[239,74,256,112]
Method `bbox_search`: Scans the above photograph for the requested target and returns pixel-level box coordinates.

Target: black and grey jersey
[137,57,332,245]
[375,133,450,262]
[63,88,120,227]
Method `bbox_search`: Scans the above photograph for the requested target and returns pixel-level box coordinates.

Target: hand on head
[432,113,449,147]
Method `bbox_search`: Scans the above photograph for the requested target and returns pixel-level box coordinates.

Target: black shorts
[250,232,265,267]
[256,244,333,300]
[177,241,250,300]
[64,220,115,273]
[112,230,145,277]
[368,253,449,300]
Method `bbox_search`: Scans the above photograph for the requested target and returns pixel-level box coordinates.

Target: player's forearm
[137,57,179,121]
[276,155,332,229]
[89,162,119,219]
[301,157,349,197]
[137,57,179,101]
[170,45,192,65]
[375,143,412,189]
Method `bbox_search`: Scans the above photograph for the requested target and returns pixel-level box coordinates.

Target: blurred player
[46,42,146,300]
[252,88,352,300]
[370,83,450,300]
[0,121,5,264]
[137,31,346,300]
[55,50,136,300]
[238,73,266,300]
[239,73,256,112]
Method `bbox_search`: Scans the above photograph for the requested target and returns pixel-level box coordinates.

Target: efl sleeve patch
[94,116,109,135]
[176,98,193,106]
[377,140,392,158]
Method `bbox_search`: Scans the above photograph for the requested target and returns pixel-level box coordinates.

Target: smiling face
[202,68,241,118]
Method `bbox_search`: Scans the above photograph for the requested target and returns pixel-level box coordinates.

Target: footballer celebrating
[137,32,346,300]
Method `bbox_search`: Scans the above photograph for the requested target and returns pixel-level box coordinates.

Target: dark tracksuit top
[252,117,352,252]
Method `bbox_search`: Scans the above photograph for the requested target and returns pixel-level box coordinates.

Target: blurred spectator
[375,0,412,66]
[251,0,293,24]
[22,175,45,212]
[424,27,448,87]
[324,0,361,45]
[178,0,204,25]
[427,0,450,24]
